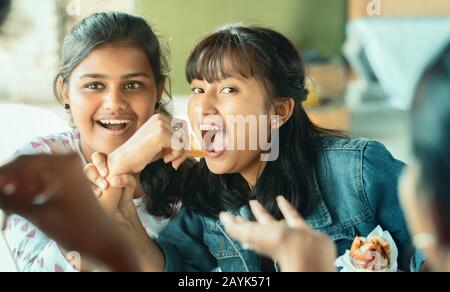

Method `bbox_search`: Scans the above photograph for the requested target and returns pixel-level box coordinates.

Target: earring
[64,103,71,110]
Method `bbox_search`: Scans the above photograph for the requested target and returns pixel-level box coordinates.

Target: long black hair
[170,25,342,219]
[53,12,172,116]
[412,43,450,225]
[0,0,11,27]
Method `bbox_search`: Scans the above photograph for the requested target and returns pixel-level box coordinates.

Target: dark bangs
[185,29,267,86]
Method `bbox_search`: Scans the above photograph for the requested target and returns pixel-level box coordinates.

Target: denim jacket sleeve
[155,208,217,272]
[362,141,425,271]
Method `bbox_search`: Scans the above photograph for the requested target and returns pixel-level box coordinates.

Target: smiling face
[62,44,162,161]
[188,61,273,184]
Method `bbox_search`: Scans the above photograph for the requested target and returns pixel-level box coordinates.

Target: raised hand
[83,152,164,271]
[108,114,189,175]
[220,196,336,272]
[0,154,140,272]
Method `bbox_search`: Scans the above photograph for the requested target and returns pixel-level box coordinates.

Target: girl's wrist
[107,149,130,176]
[126,227,164,272]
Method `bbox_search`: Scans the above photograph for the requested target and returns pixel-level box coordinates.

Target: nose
[192,88,218,117]
[102,86,128,111]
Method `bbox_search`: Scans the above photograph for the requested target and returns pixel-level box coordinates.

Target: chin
[204,160,233,175]
[98,142,122,155]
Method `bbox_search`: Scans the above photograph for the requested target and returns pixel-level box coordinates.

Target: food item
[335,226,398,272]
[187,149,206,158]
[187,135,206,158]
[349,236,391,271]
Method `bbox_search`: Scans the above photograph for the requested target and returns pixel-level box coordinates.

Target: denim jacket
[156,137,425,272]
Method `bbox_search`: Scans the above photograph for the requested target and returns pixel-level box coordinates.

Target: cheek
[224,98,264,116]
[68,91,98,127]
[188,97,202,125]
[132,98,156,126]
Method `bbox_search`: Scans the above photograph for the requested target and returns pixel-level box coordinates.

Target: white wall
[0,0,59,103]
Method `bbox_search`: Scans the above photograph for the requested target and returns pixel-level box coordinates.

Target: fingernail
[219,212,234,226]
[95,189,103,198]
[276,196,285,203]
[241,243,253,251]
[2,183,16,196]
[32,194,49,205]
[99,180,108,190]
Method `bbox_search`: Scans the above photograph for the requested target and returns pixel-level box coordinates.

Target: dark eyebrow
[121,72,151,79]
[79,73,108,80]
[78,72,151,80]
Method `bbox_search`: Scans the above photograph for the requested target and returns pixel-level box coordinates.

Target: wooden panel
[307,104,350,131]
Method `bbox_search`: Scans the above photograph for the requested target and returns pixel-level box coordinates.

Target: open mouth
[199,123,226,154]
[96,119,132,132]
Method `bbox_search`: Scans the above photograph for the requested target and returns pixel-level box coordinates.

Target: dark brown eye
[124,82,143,90]
[192,88,204,94]
[86,83,105,90]
[221,87,237,94]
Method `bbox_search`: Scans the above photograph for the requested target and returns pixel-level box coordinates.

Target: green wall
[137,0,346,95]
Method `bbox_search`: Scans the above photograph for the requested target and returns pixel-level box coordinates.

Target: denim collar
[211,184,331,273]
[214,174,332,230]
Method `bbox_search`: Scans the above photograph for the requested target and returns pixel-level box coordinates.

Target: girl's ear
[274,98,295,127]
[157,82,165,99]
[58,76,70,105]
[155,82,165,113]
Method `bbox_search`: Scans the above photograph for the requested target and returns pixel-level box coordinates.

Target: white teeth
[99,120,130,125]
[199,124,221,131]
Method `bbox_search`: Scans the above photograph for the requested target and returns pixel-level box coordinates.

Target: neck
[241,159,267,189]
[80,139,95,164]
